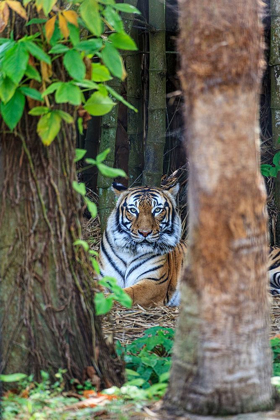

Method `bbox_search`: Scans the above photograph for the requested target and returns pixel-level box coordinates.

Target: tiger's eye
[154,207,163,214]
[129,207,137,214]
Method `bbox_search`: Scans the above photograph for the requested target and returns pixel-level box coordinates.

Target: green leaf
[75,39,102,54]
[2,43,29,84]
[26,18,47,26]
[91,257,100,274]
[42,0,56,15]
[69,23,80,46]
[0,90,25,130]
[84,91,115,116]
[75,148,87,162]
[85,197,97,218]
[72,181,86,196]
[103,6,124,33]
[159,371,170,383]
[114,288,132,308]
[0,76,17,103]
[91,63,112,82]
[49,44,70,54]
[109,33,137,50]
[97,163,127,178]
[99,0,115,4]
[29,106,50,116]
[73,238,89,251]
[260,164,272,177]
[37,111,61,145]
[55,82,82,105]
[85,158,96,165]
[101,43,123,79]
[19,86,43,101]
[273,151,280,168]
[24,41,51,64]
[94,293,114,315]
[106,85,137,112]
[75,80,99,90]
[80,0,102,36]
[42,82,62,97]
[125,369,140,377]
[96,148,111,163]
[270,166,278,178]
[54,110,74,123]
[0,373,27,382]
[25,64,42,82]
[78,117,83,134]
[113,3,141,14]
[63,49,86,81]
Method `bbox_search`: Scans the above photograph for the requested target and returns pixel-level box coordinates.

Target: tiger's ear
[163,182,180,199]
[111,182,127,197]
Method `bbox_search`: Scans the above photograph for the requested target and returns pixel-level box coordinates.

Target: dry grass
[102,304,179,345]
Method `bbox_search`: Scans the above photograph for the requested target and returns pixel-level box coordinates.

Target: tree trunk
[142,0,166,187]
[0,111,124,387]
[127,26,144,187]
[97,1,138,229]
[270,0,280,245]
[164,0,273,415]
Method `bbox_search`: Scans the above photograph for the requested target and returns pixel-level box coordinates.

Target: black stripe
[126,254,160,279]
[136,264,165,280]
[105,230,126,266]
[100,241,124,278]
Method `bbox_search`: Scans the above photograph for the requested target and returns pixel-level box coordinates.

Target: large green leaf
[97,163,127,178]
[24,41,51,64]
[101,43,123,79]
[63,49,86,81]
[94,293,114,315]
[55,82,82,105]
[37,111,62,145]
[91,63,112,82]
[49,44,70,54]
[113,3,141,14]
[69,23,80,46]
[25,64,42,82]
[55,110,74,123]
[106,85,137,112]
[19,86,43,101]
[84,91,115,116]
[0,373,27,382]
[0,76,17,103]
[80,0,102,36]
[0,90,25,130]
[109,33,137,50]
[42,82,62,97]
[2,43,29,84]
[103,6,124,33]
[29,106,50,116]
[75,39,102,54]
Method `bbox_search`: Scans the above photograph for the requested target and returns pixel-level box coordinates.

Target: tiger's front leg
[124,279,168,307]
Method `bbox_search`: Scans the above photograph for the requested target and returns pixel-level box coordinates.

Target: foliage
[2,327,175,419]
[261,151,280,178]
[0,0,139,145]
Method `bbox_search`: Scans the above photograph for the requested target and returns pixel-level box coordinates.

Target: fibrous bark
[0,110,124,387]
[164,0,273,415]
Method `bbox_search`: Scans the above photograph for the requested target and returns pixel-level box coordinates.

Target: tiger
[98,182,187,307]
[269,247,280,295]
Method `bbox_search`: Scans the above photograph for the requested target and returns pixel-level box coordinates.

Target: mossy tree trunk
[127,25,144,187]
[142,0,166,187]
[164,0,273,415]
[270,0,280,245]
[97,0,138,231]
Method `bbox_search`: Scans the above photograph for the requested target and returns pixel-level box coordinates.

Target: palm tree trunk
[164,0,273,415]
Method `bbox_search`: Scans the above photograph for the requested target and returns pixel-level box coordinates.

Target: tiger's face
[109,183,182,255]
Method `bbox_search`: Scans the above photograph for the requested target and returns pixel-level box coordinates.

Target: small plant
[261,151,280,178]
[115,326,175,399]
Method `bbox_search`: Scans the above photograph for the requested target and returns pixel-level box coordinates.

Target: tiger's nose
[138,229,152,237]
